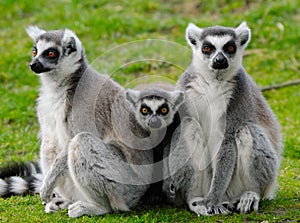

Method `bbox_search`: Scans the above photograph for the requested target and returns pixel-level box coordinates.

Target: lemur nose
[148,116,162,129]
[30,60,45,73]
[212,52,229,69]
[30,62,38,70]
[214,53,226,64]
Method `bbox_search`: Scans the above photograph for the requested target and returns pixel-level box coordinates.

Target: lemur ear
[126,89,140,105]
[26,26,46,41]
[186,23,203,49]
[170,90,185,108]
[62,29,82,55]
[235,21,251,47]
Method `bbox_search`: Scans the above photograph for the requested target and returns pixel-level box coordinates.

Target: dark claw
[249,200,255,212]
[207,206,217,215]
[222,203,235,212]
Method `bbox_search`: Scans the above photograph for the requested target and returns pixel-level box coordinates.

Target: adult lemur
[25,26,155,217]
[163,22,282,216]
[1,26,183,217]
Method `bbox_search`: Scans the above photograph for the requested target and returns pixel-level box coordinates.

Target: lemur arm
[205,134,237,205]
[40,148,68,203]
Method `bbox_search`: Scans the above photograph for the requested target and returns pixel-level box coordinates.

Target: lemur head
[126,88,184,130]
[186,22,251,80]
[26,26,84,76]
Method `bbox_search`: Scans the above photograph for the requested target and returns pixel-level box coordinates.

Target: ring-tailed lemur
[126,86,184,205]
[0,162,42,197]
[23,26,159,218]
[0,86,184,208]
[126,87,183,133]
[163,22,282,216]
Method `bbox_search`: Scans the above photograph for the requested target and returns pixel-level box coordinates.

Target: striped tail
[0,161,43,197]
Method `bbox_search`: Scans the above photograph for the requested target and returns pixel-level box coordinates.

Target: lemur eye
[33,49,37,57]
[48,51,57,58]
[224,41,236,54]
[141,107,148,115]
[161,107,168,114]
[227,45,235,53]
[203,46,211,53]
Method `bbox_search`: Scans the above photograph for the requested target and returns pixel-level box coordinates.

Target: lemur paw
[189,197,208,216]
[189,197,232,216]
[44,197,71,213]
[68,201,109,218]
[68,201,86,218]
[237,191,260,213]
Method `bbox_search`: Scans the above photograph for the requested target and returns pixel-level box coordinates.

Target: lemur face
[30,36,62,74]
[26,26,82,75]
[186,22,251,79]
[200,35,237,70]
[126,89,184,130]
[137,97,172,129]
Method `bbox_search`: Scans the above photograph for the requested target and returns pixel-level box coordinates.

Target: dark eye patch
[202,41,215,55]
[223,40,236,54]
[157,103,169,116]
[140,104,152,116]
[42,48,59,60]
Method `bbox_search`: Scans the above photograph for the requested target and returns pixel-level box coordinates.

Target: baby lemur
[126,85,184,205]
[163,22,282,216]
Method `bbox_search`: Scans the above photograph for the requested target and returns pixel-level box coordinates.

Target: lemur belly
[38,92,70,173]
[185,75,233,196]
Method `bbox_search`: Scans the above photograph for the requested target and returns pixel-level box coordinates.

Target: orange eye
[227,45,235,53]
[48,51,57,57]
[33,50,37,57]
[141,107,148,114]
[161,107,168,114]
[203,46,211,53]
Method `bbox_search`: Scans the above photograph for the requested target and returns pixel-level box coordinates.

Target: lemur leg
[67,132,149,217]
[187,119,237,216]
[163,118,196,206]
[40,147,71,211]
[188,123,279,216]
[233,124,279,213]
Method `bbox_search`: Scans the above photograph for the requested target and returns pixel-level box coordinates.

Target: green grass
[0,0,299,222]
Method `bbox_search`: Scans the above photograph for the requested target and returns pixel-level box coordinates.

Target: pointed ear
[186,23,203,49]
[26,26,46,41]
[126,89,140,105]
[170,90,185,108]
[235,21,251,47]
[62,29,82,55]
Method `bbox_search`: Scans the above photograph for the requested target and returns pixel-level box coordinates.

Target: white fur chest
[185,75,234,131]
[184,74,234,170]
[37,82,70,154]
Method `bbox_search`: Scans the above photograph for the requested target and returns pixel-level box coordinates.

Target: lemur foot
[237,191,260,213]
[189,197,233,216]
[44,197,71,213]
[68,201,110,218]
